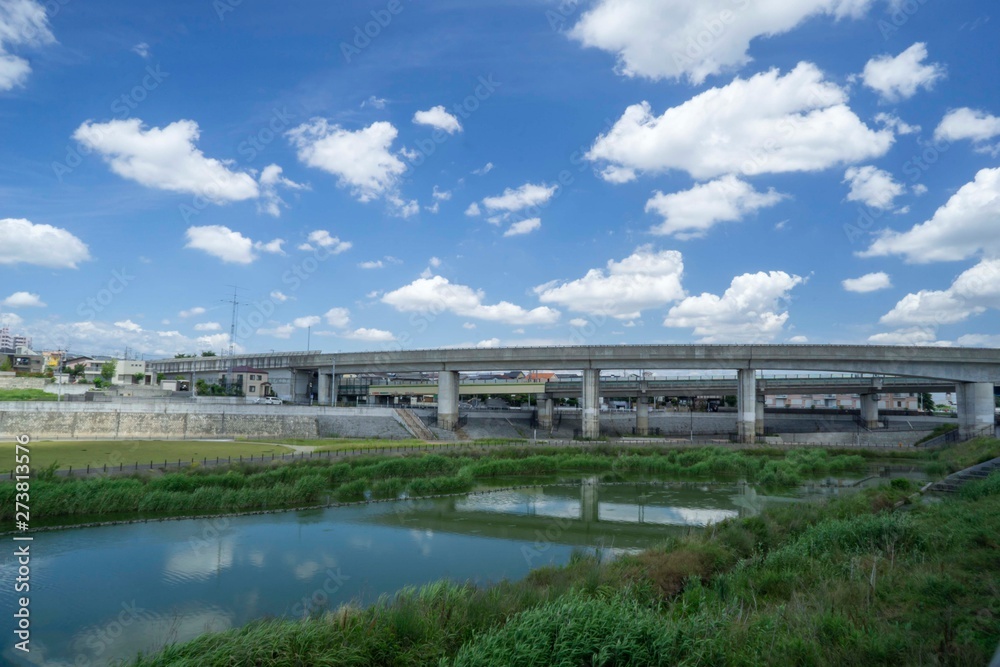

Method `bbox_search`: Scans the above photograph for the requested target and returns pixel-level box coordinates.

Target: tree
[132,372,145,384]
[200,351,217,357]
[723,395,737,408]
[100,359,117,382]
[69,364,86,380]
[156,373,165,383]
[0,357,11,372]
[920,393,935,412]
[174,353,195,358]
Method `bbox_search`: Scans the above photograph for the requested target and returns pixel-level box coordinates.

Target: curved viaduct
[149,345,1000,442]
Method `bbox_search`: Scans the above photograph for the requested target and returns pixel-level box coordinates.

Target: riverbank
[2,445,874,523]
[124,466,1000,666]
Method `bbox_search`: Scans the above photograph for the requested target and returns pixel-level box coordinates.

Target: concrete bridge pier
[538,395,554,432]
[860,393,880,429]
[755,394,765,436]
[957,382,995,439]
[636,395,650,436]
[438,370,459,430]
[318,372,331,406]
[582,369,601,439]
[737,369,756,443]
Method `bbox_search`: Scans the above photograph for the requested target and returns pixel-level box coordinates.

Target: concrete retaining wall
[0,403,406,440]
[0,377,47,390]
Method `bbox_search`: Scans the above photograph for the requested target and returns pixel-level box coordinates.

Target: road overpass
[147,345,1000,442]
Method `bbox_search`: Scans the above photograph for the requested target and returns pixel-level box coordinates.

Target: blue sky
[1,0,998,358]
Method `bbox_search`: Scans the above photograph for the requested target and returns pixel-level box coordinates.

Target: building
[220,366,270,397]
[63,356,107,383]
[764,393,920,411]
[9,346,44,374]
[112,359,147,385]
[0,326,31,353]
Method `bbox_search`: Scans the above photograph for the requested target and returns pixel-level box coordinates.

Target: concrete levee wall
[0,403,403,440]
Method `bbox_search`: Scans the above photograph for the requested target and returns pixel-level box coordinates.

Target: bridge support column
[538,395,554,432]
[330,363,337,406]
[582,369,601,439]
[860,393,880,429]
[957,382,994,440]
[636,395,650,436]
[737,369,756,444]
[755,394,765,436]
[318,372,330,406]
[437,371,459,430]
[581,478,598,523]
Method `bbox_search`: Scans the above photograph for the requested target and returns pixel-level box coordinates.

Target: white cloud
[645,176,785,239]
[74,119,260,203]
[341,327,395,342]
[114,319,142,332]
[21,318,248,358]
[193,322,221,332]
[184,225,283,264]
[588,63,892,181]
[569,318,589,328]
[934,107,1000,153]
[503,218,542,237]
[382,276,560,325]
[788,335,809,343]
[429,256,441,268]
[258,324,296,339]
[536,246,685,319]
[2,291,45,308]
[0,0,54,90]
[476,338,501,349]
[842,272,892,293]
[473,162,494,175]
[179,307,206,318]
[462,322,477,330]
[569,0,876,84]
[867,327,941,346]
[132,42,150,58]
[299,230,352,254]
[257,164,306,217]
[432,186,452,201]
[359,260,384,269]
[879,258,1000,327]
[482,183,558,212]
[861,167,1000,263]
[270,291,290,302]
[292,316,321,328]
[956,334,1000,348]
[287,119,408,208]
[874,112,919,135]
[843,166,904,210]
[465,202,482,217]
[861,43,944,102]
[362,95,387,109]
[0,218,90,269]
[412,105,463,134]
[663,271,804,342]
[324,308,351,328]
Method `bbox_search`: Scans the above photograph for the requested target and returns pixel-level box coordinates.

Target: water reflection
[0,475,907,666]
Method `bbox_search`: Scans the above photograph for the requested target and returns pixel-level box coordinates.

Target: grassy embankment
[0,440,295,474]
[237,437,529,451]
[0,388,56,401]
[2,446,870,522]
[127,454,1000,666]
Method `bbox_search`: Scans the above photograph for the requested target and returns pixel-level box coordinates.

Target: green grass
[914,422,959,445]
[0,440,294,473]
[0,388,56,401]
[126,470,1000,666]
[929,436,1000,473]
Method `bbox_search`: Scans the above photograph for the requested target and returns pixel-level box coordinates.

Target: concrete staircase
[931,456,1000,494]
[394,408,435,441]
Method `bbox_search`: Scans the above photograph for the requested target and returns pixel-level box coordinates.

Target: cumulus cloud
[843,166,905,210]
[663,271,804,342]
[861,43,944,102]
[482,183,558,212]
[503,218,541,237]
[184,225,284,264]
[861,167,1000,263]
[934,107,1000,154]
[341,327,395,342]
[412,105,463,134]
[21,318,245,358]
[645,176,785,239]
[193,322,221,332]
[292,316,321,328]
[0,0,55,90]
[382,276,560,326]
[270,291,290,302]
[257,164,306,217]
[588,63,892,182]
[287,118,415,214]
[874,112,920,135]
[0,218,90,268]
[473,162,494,175]
[878,258,1000,327]
[465,202,482,217]
[842,272,892,293]
[867,327,942,346]
[179,307,206,318]
[74,119,260,203]
[297,230,352,254]
[569,0,877,84]
[1,291,45,308]
[324,308,351,328]
[536,246,685,319]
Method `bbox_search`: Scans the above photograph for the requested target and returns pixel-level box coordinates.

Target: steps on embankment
[930,456,1000,494]
[394,409,435,440]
